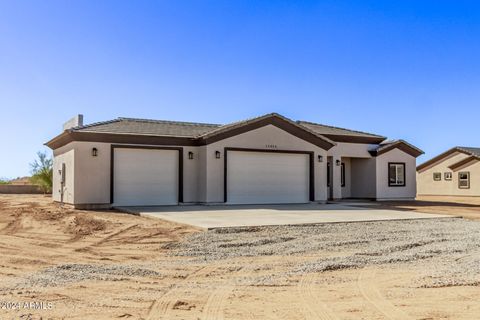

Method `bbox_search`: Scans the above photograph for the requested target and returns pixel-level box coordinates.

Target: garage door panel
[113,148,179,206]
[227,151,310,204]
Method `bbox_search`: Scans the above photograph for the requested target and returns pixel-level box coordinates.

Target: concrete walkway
[118,203,453,229]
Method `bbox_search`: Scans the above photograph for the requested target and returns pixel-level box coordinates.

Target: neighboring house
[417,147,480,197]
[46,113,423,209]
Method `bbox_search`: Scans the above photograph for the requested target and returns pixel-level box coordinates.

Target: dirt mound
[68,215,107,239]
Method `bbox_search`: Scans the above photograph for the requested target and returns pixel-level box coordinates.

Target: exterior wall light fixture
[336,159,341,166]
[215,151,221,159]
[318,155,323,162]
[188,151,194,160]
[92,147,98,157]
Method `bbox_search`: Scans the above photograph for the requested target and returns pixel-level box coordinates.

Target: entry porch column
[331,156,342,200]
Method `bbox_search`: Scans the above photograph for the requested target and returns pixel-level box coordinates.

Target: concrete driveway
[118,203,452,229]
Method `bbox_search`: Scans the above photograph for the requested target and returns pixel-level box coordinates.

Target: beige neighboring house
[46,113,423,209]
[417,147,480,197]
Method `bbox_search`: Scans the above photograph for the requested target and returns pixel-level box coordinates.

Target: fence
[0,185,46,194]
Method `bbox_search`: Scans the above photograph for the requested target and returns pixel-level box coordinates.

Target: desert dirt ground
[364,195,480,221]
[0,195,479,320]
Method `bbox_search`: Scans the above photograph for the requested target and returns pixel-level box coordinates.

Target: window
[327,162,331,187]
[341,162,346,187]
[458,172,470,189]
[388,163,405,187]
[433,172,442,181]
[444,172,452,181]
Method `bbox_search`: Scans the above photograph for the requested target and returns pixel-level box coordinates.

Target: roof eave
[448,156,480,171]
[376,140,424,158]
[321,134,386,144]
[417,147,470,172]
[44,130,73,150]
[45,131,201,149]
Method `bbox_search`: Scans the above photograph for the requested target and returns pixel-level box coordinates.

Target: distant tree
[0,178,9,185]
[30,151,53,193]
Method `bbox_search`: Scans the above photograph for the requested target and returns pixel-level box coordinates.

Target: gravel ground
[5,218,479,290]
[7,264,161,289]
[172,218,480,287]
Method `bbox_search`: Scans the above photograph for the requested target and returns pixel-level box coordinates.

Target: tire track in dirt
[146,265,218,320]
[298,272,338,320]
[357,268,412,320]
[90,224,139,247]
[445,252,480,301]
[75,224,140,254]
[218,260,280,320]
[0,217,22,234]
[201,267,244,320]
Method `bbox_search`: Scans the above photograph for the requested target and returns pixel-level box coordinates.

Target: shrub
[30,151,53,194]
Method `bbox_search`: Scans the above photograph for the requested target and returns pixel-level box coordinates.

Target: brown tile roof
[73,117,221,137]
[198,113,335,145]
[297,120,386,143]
[369,140,424,158]
[297,120,385,138]
[458,147,480,157]
[46,113,406,151]
[72,115,386,142]
[449,155,480,171]
[417,146,480,172]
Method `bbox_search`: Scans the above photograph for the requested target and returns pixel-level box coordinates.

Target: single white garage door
[226,150,310,204]
[113,148,179,206]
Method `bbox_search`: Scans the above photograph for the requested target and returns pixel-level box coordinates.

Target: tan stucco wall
[205,124,328,203]
[328,142,374,158]
[328,142,373,199]
[52,141,202,206]
[350,157,377,198]
[73,142,111,205]
[182,146,202,203]
[376,148,417,200]
[341,157,352,198]
[52,144,75,204]
[417,152,480,196]
[196,146,207,203]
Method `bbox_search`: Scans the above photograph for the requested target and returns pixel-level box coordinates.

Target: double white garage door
[226,150,310,204]
[113,148,310,206]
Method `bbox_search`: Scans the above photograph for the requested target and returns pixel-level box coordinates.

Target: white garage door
[226,151,310,204]
[113,148,179,206]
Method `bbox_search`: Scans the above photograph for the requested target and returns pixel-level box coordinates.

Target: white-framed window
[388,163,405,187]
[458,172,470,189]
[433,172,442,181]
[444,172,452,181]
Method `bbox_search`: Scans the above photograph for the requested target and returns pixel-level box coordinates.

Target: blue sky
[1,1,479,178]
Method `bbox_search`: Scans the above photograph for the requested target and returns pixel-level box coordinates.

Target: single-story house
[46,113,423,209]
[417,147,480,197]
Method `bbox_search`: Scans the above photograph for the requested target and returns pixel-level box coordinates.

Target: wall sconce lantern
[335,159,341,166]
[215,151,221,159]
[92,147,98,157]
[317,155,323,162]
[188,151,194,160]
